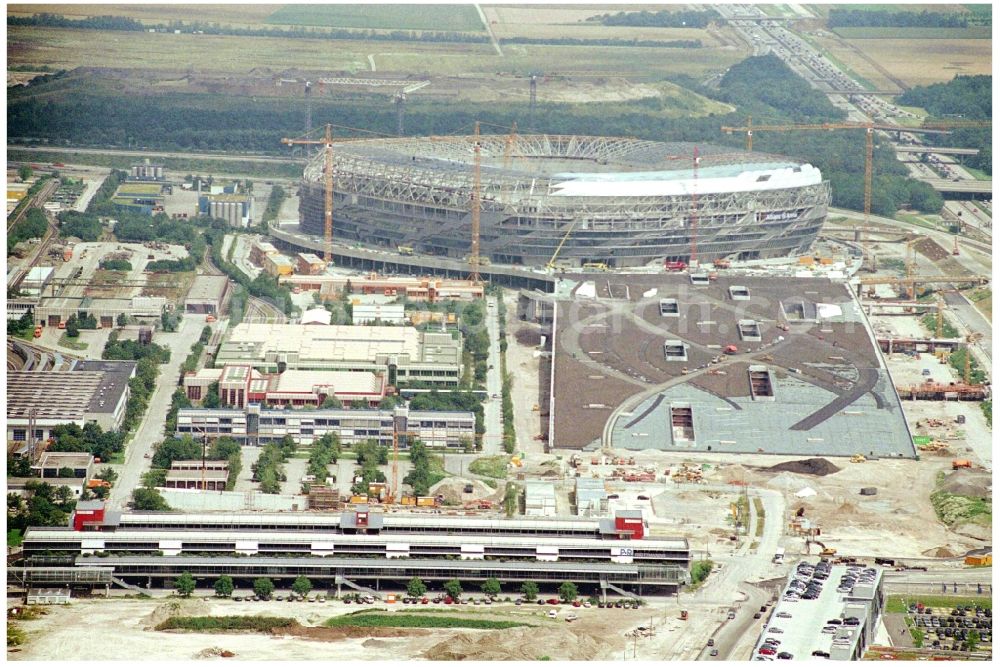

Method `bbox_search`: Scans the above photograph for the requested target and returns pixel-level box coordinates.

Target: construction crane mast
[469,121,482,283]
[690,146,700,265]
[390,430,420,504]
[721,120,879,270]
[394,92,406,137]
[282,124,335,262]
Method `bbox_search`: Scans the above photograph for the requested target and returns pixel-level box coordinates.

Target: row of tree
[828,9,972,29]
[8,208,49,254]
[8,13,491,44]
[593,9,720,28]
[174,573,581,603]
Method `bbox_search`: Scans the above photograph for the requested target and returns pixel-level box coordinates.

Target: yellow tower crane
[282,124,336,262]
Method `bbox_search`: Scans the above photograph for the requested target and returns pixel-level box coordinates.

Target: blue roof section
[553,162,801,182]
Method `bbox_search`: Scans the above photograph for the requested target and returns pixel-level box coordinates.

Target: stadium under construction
[295,134,831,269]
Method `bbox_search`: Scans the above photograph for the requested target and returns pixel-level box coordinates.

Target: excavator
[806,537,837,557]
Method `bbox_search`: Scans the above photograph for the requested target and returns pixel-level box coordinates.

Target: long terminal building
[297,135,831,269]
[18,506,690,597]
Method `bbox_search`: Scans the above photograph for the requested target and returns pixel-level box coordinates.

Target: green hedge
[324,613,530,630]
[156,616,296,632]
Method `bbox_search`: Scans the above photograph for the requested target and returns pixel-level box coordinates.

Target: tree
[253,577,274,600]
[131,487,171,511]
[292,576,312,596]
[174,571,196,597]
[443,579,463,601]
[520,581,539,601]
[19,165,33,181]
[558,581,578,603]
[203,382,220,408]
[407,577,428,598]
[964,629,980,652]
[481,578,502,598]
[214,575,234,598]
[57,467,76,478]
[690,560,714,586]
[65,314,80,338]
[320,395,343,409]
[96,467,118,484]
[116,313,128,327]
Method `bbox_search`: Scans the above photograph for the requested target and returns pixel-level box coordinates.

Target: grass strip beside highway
[324,612,531,630]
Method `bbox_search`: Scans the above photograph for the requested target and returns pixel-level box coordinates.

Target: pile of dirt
[278,626,430,642]
[922,546,958,558]
[938,469,991,499]
[765,458,841,477]
[423,627,601,661]
[952,522,991,542]
[194,647,236,659]
[144,599,211,630]
[431,477,496,505]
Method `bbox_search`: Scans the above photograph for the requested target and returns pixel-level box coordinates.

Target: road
[9,144,306,165]
[481,294,504,454]
[684,484,786,661]
[107,314,206,510]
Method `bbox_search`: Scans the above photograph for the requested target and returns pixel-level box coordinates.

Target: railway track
[244,295,288,324]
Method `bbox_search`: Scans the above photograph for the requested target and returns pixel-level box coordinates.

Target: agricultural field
[841,37,992,86]
[7,23,741,83]
[807,26,991,89]
[6,26,486,73]
[265,4,484,32]
[833,26,992,39]
[482,4,726,44]
[6,3,282,27]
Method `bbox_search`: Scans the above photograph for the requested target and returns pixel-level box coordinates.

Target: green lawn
[964,166,991,181]
[7,529,23,547]
[468,455,508,479]
[886,595,992,614]
[266,4,485,32]
[324,612,530,630]
[58,333,89,350]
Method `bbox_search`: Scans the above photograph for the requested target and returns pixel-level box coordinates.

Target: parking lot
[905,602,992,653]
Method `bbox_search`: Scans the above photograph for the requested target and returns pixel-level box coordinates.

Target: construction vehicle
[850,454,867,463]
[464,499,494,510]
[952,459,972,470]
[664,260,688,272]
[713,258,731,269]
[820,547,837,557]
[582,262,608,271]
[723,345,738,355]
[397,245,414,256]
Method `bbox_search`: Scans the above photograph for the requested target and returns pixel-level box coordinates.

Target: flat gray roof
[185,274,229,303]
[757,561,883,659]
